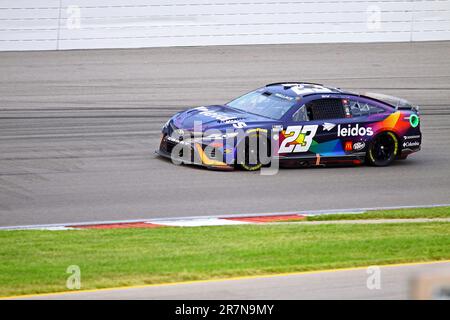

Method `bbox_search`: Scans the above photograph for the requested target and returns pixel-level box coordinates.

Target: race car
[157,82,421,170]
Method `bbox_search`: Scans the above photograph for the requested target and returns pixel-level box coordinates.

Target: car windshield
[226,90,296,120]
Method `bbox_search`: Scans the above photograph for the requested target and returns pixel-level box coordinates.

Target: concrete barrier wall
[1,0,449,51]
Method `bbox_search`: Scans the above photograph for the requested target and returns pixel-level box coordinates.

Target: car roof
[263,82,398,111]
[265,82,351,97]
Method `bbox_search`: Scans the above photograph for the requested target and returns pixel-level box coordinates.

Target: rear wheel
[367,131,399,166]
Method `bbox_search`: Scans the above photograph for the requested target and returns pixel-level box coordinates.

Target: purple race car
[157,82,421,170]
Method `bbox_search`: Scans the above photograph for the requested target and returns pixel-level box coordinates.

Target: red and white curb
[1,204,448,231]
[6,214,308,231]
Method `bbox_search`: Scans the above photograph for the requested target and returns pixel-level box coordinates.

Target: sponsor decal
[167,136,191,146]
[404,135,421,140]
[246,128,268,134]
[274,93,294,101]
[403,135,421,148]
[353,141,366,151]
[344,106,351,118]
[196,107,235,122]
[272,124,283,132]
[403,141,420,148]
[221,118,242,124]
[232,122,247,129]
[195,107,247,129]
[344,141,353,152]
[337,124,374,137]
[322,122,336,131]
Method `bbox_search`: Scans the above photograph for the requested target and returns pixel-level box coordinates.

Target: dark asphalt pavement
[1,42,449,226]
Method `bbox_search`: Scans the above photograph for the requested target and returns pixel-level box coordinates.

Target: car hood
[172,105,275,131]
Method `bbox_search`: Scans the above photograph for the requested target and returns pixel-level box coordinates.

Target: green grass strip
[304,206,450,221]
[0,221,449,297]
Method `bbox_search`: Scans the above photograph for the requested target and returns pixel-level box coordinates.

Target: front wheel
[367,131,399,166]
[237,133,269,171]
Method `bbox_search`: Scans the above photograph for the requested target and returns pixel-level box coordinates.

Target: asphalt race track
[15,261,450,300]
[1,41,450,227]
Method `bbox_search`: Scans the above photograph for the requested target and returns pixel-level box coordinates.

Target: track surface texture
[0,41,449,226]
[15,262,450,300]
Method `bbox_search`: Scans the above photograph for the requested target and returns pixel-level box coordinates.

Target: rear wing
[363,92,420,114]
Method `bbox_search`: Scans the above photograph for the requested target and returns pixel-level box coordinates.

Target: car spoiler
[363,92,420,114]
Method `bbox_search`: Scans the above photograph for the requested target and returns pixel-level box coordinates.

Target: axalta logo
[196,107,234,122]
[337,124,373,137]
[196,107,247,129]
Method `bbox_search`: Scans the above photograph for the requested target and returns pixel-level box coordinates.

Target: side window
[348,99,385,117]
[305,98,345,120]
[292,105,309,121]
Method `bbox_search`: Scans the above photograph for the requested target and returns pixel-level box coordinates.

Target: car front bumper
[157,134,234,170]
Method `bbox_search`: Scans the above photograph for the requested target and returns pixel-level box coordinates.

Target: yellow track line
[2,259,450,300]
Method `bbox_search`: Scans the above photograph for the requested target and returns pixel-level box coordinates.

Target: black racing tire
[237,133,270,171]
[366,131,399,166]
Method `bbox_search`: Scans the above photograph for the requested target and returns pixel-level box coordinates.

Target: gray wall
[1,0,450,51]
